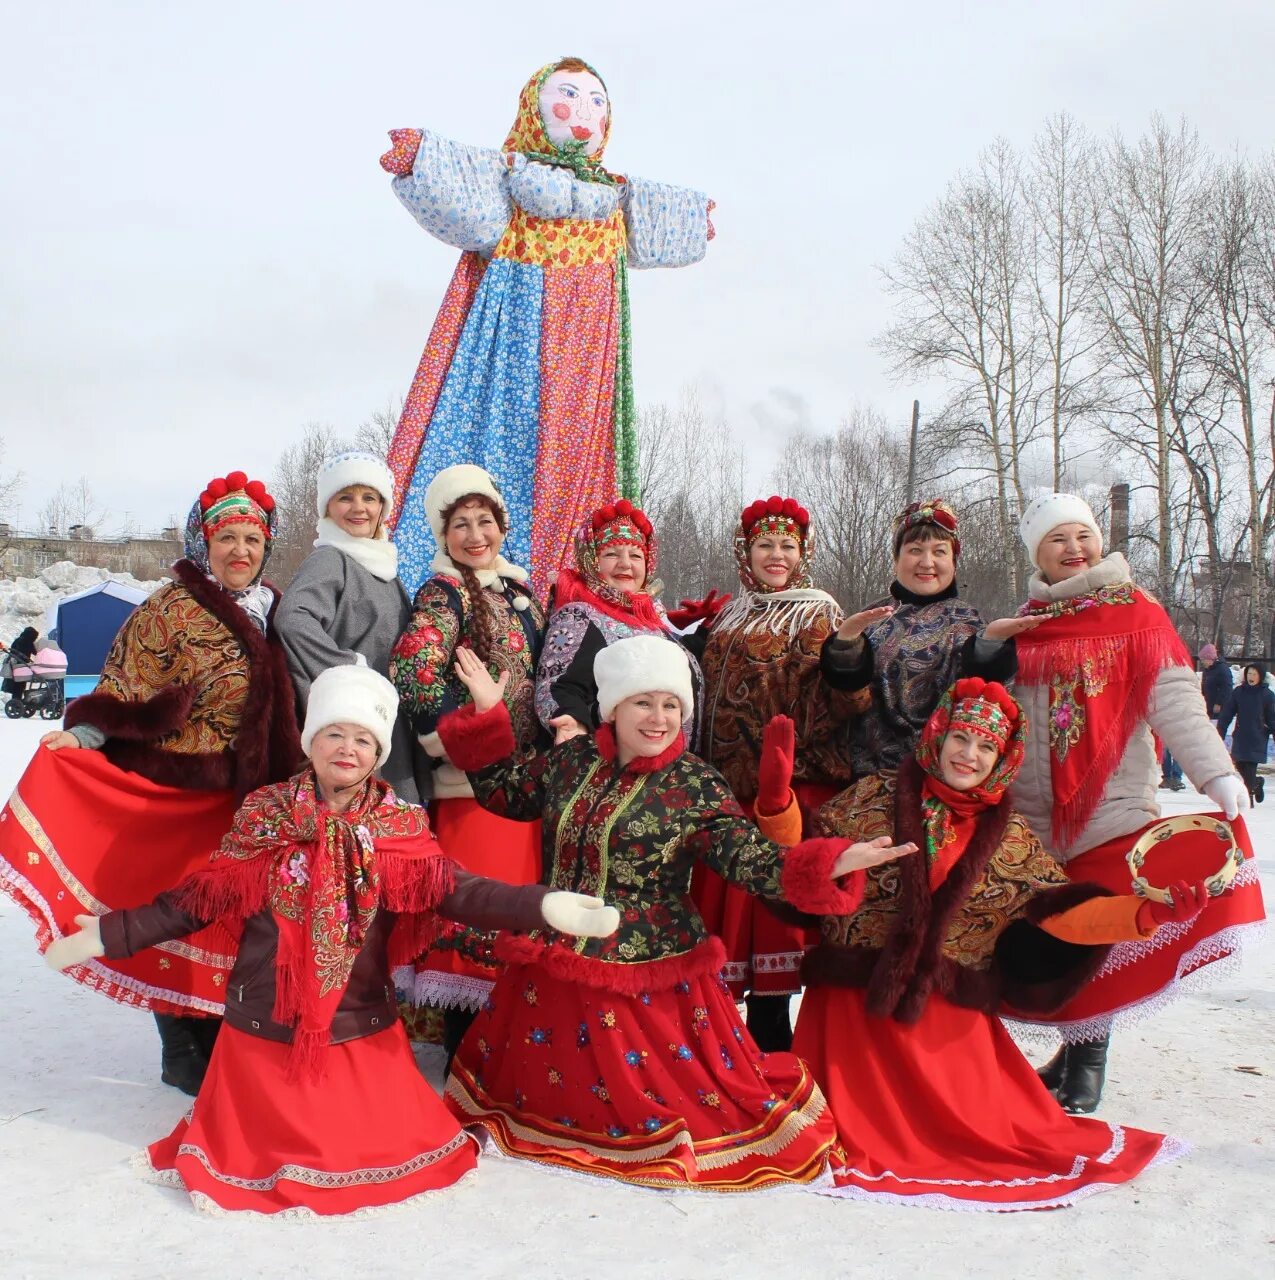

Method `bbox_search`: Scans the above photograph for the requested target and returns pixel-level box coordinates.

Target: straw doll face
[538,69,609,157]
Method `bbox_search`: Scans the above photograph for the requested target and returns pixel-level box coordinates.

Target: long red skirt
[690,782,833,998]
[136,1023,478,1216]
[794,986,1181,1210]
[0,747,238,1015]
[1007,812,1266,1043]
[444,956,835,1190]
[397,797,542,1011]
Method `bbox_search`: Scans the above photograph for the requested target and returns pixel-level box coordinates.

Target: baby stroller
[2,640,68,720]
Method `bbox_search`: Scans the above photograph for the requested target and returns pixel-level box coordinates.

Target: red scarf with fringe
[552,566,669,632]
[1015,584,1191,848]
[174,770,454,1078]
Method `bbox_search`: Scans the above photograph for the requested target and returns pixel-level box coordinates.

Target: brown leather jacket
[100,871,550,1045]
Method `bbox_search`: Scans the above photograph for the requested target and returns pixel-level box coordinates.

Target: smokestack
[1110,483,1130,553]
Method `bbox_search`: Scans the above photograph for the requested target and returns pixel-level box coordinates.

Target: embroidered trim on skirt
[1005,812,1266,1043]
[443,956,835,1191]
[795,986,1182,1211]
[138,1023,478,1215]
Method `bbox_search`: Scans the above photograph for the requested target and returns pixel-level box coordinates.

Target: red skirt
[397,797,542,1011]
[136,1023,479,1216]
[1008,812,1267,1042]
[444,954,835,1190]
[0,747,238,1015]
[689,781,832,999]
[794,986,1181,1210]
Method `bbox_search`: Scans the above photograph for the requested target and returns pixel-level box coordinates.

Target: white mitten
[45,914,105,971]
[1203,774,1249,820]
[541,891,620,938]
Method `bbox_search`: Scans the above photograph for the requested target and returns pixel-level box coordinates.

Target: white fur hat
[424,464,509,543]
[301,656,398,765]
[316,451,396,524]
[1019,493,1103,568]
[594,635,694,723]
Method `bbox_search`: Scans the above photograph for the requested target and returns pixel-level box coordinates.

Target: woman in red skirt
[44,662,617,1217]
[434,635,911,1191]
[761,678,1213,1210]
[389,464,546,1060]
[1009,493,1264,1111]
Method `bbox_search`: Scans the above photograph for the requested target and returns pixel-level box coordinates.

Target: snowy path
[0,719,1269,1279]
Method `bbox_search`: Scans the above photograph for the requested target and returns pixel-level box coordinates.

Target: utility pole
[905,400,920,504]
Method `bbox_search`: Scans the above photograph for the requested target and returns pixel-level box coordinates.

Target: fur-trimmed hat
[424,464,510,542]
[1019,493,1102,568]
[301,656,398,765]
[594,635,694,722]
[317,451,395,523]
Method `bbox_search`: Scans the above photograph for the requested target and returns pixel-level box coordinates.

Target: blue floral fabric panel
[507,156,620,222]
[394,259,544,591]
[392,130,512,255]
[623,176,710,270]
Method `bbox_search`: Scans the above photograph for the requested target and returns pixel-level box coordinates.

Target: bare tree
[354,398,403,459]
[269,422,343,585]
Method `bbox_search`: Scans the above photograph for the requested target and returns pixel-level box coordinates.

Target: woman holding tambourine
[1007,493,1266,1113]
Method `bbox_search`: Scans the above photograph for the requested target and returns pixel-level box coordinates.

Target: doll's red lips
[571,125,592,140]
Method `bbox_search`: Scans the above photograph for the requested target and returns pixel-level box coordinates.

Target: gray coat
[275,545,431,803]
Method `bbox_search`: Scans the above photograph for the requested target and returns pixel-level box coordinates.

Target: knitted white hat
[594,635,694,722]
[301,656,398,765]
[1019,493,1103,568]
[316,451,396,524]
[424,464,509,542]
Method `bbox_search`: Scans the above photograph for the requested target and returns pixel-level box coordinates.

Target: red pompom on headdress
[740,495,810,545]
[199,471,276,538]
[589,498,653,547]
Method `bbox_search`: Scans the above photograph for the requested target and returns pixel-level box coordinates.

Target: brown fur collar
[801,757,1115,1021]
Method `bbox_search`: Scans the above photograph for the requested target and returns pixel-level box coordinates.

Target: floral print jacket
[437,704,836,975]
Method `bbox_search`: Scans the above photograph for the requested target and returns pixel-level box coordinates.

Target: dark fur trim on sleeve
[65,683,197,740]
[781,839,866,916]
[102,741,234,792]
[437,702,516,771]
[994,881,1116,1015]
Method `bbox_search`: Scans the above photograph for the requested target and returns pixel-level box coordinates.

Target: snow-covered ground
[0,720,1269,1280]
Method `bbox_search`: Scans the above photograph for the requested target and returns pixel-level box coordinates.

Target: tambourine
[1126,815,1243,905]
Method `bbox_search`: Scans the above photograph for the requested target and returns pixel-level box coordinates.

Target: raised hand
[831,836,918,879]
[835,605,894,642]
[453,646,510,713]
[756,715,796,815]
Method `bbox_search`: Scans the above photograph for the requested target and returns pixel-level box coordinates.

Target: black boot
[187,1015,223,1062]
[1036,1044,1069,1094]
[1057,1035,1109,1114]
[442,1005,478,1078]
[153,1013,210,1097]
[744,994,793,1054]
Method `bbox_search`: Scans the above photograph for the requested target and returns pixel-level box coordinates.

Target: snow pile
[0,561,166,647]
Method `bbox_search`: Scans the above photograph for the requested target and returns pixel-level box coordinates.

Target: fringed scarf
[1014,556,1191,848]
[173,770,455,1078]
[912,678,1025,889]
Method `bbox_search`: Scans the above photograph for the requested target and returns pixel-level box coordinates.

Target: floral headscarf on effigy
[183,470,278,632]
[504,57,617,185]
[553,499,669,631]
[913,678,1026,878]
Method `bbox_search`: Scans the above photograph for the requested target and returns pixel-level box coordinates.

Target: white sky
[4,0,1274,535]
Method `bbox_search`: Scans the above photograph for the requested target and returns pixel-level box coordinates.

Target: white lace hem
[393,965,495,1012]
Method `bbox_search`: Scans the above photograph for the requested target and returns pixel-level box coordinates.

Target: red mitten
[666,589,732,630]
[1140,879,1210,930]
[756,715,796,816]
[380,128,424,176]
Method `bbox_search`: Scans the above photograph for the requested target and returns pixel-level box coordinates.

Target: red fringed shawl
[1016,584,1191,848]
[552,567,669,632]
[173,770,455,1077]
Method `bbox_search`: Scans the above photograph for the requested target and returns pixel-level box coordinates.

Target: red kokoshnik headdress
[913,679,1025,882]
[734,495,815,593]
[553,499,669,631]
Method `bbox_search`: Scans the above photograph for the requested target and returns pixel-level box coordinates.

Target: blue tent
[48,581,150,678]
